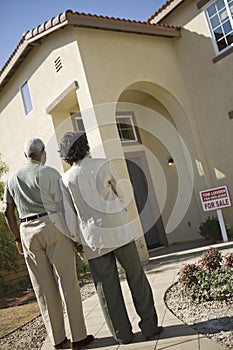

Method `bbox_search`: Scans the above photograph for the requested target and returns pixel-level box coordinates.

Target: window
[205,0,233,53]
[21,82,33,115]
[116,113,139,143]
[71,112,85,131]
[71,111,140,144]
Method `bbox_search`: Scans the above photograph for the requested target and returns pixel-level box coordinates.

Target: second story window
[205,0,233,53]
[21,82,33,115]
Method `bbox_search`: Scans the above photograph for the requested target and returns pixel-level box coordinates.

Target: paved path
[42,240,233,350]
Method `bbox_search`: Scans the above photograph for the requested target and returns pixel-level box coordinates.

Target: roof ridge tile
[147,0,175,22]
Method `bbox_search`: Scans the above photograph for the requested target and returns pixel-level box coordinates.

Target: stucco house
[1,0,233,260]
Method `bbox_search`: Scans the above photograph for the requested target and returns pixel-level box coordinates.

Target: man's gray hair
[24,138,45,157]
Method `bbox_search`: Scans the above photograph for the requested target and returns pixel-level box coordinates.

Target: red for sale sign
[199,185,232,212]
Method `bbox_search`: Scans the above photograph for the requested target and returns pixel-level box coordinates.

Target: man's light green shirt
[4,160,62,219]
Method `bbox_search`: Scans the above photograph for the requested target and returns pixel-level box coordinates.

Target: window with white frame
[116,113,138,143]
[71,112,139,143]
[20,81,33,115]
[70,112,85,131]
[205,0,233,53]
[74,114,85,132]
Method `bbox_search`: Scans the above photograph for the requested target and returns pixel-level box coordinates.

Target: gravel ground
[165,282,233,349]
[0,282,96,350]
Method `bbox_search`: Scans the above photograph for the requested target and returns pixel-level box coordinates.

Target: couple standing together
[4,132,163,349]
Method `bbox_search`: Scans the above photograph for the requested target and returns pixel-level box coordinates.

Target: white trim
[116,113,138,143]
[204,0,233,55]
[74,115,85,132]
[20,81,33,116]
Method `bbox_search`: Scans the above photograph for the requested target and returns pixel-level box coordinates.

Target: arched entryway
[116,81,202,248]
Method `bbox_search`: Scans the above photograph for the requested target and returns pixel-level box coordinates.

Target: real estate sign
[199,185,232,212]
[199,185,232,242]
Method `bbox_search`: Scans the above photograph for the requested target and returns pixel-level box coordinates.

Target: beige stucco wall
[0,27,79,173]
[116,100,202,243]
[71,28,207,242]
[1,9,232,247]
[150,0,233,236]
[0,25,151,260]
[0,23,203,244]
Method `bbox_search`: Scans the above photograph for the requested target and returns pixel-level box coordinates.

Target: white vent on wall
[54,56,63,72]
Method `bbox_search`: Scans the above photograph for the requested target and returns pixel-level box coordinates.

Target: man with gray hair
[4,138,94,350]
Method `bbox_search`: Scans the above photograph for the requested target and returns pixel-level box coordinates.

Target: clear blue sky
[0,0,166,70]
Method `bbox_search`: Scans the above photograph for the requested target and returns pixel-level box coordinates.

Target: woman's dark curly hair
[62,133,90,166]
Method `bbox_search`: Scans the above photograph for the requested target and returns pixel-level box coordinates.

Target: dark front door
[126,157,162,249]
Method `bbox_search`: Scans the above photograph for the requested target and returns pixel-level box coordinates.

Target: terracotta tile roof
[147,0,186,23]
[23,10,181,41]
[0,10,181,92]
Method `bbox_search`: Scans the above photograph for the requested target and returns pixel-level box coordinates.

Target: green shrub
[0,211,20,272]
[0,155,21,273]
[223,253,233,268]
[0,154,8,201]
[0,155,22,291]
[198,216,221,242]
[178,264,199,288]
[178,247,233,302]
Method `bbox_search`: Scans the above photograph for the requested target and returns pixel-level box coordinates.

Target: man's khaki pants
[20,215,87,346]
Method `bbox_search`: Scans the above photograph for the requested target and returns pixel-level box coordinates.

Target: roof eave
[66,12,181,38]
[0,41,33,93]
[148,0,185,24]
[0,20,68,93]
[0,11,181,93]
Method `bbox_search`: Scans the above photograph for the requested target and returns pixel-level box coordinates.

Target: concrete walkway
[41,240,233,350]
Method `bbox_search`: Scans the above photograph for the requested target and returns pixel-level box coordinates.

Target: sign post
[199,185,232,242]
[216,209,228,242]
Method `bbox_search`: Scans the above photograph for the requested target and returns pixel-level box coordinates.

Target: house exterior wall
[116,100,203,244]
[74,28,204,243]
[0,24,204,245]
[150,0,233,236]
[0,26,101,174]
[74,27,188,106]
[0,27,73,173]
[0,26,150,260]
[1,8,232,248]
